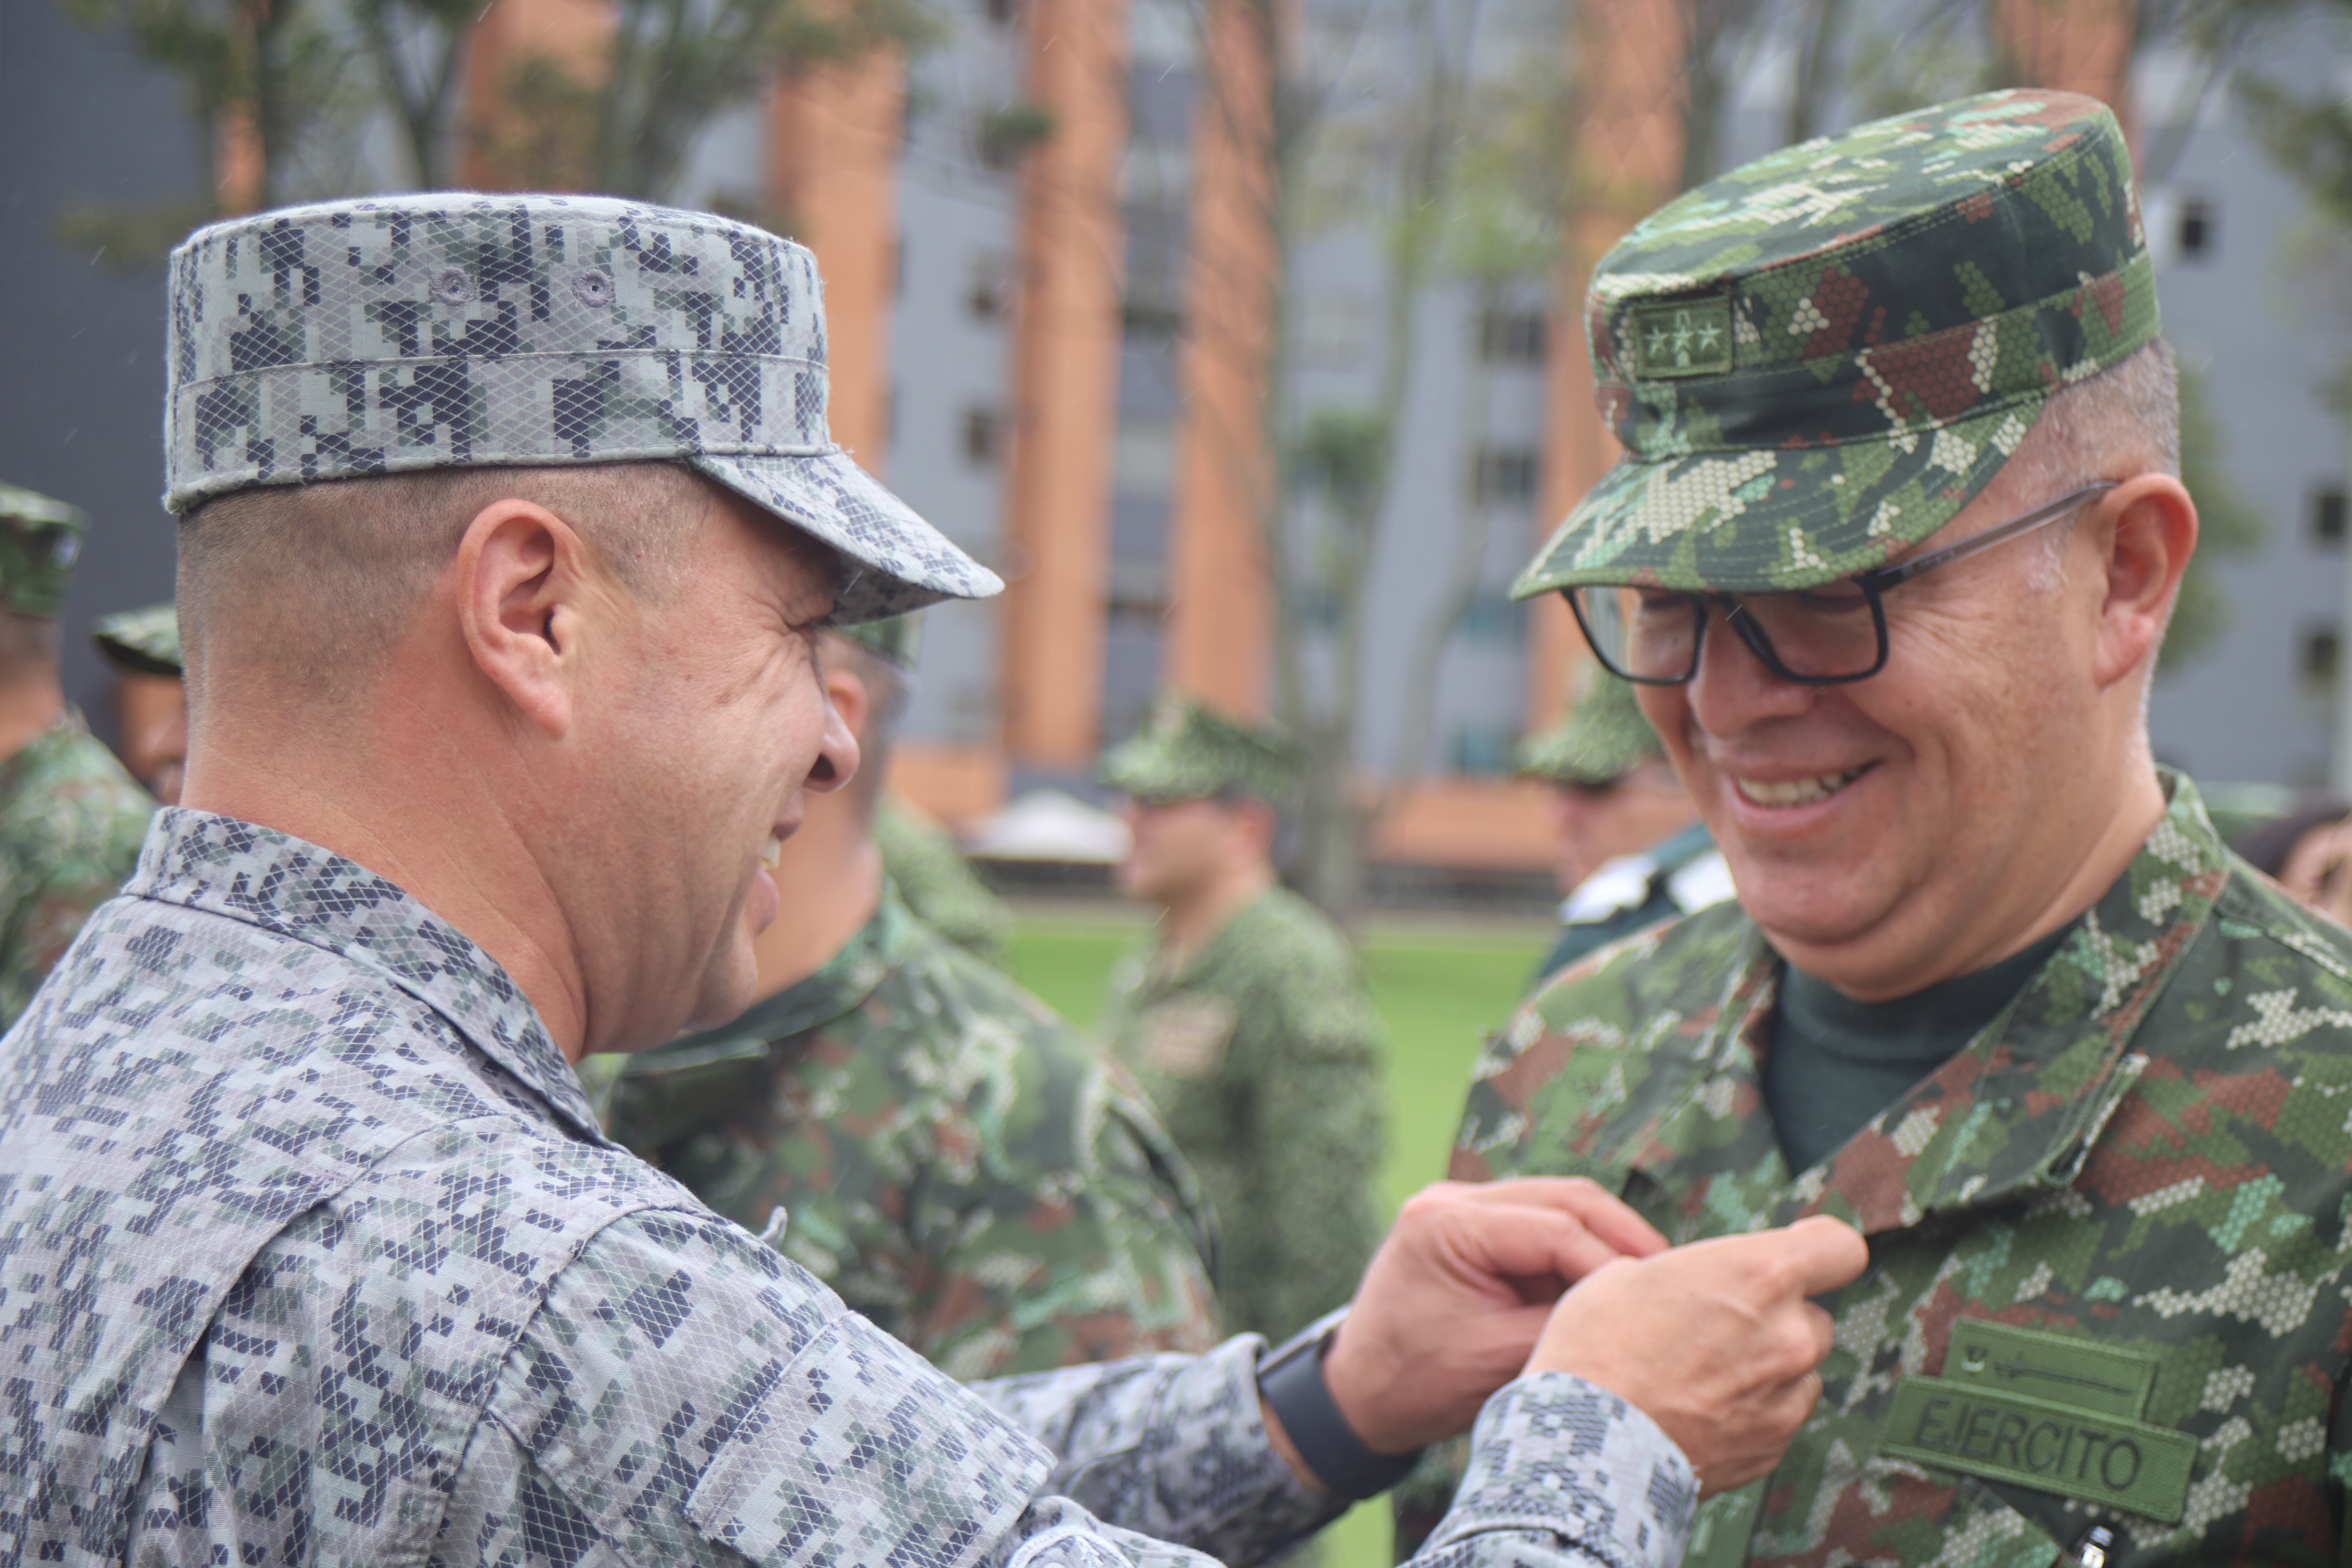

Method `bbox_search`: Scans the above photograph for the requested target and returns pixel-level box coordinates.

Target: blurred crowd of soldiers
[10,81,2352,1568]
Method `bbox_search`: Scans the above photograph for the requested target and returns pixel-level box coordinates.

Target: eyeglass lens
[1571,583,1882,682]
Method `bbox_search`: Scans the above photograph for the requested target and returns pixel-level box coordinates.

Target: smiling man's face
[1636,468,2119,1001]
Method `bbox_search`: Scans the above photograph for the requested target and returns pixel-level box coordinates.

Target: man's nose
[805,698,861,793]
[1686,605,1817,735]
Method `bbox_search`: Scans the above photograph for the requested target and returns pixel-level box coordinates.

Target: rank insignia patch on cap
[1632,297,1733,378]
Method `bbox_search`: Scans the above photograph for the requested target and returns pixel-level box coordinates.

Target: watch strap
[1256,1309,1424,1500]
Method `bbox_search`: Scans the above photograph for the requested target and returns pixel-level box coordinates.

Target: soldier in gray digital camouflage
[0,192,1864,1568]
[600,610,1222,1379]
[1516,662,1727,994]
[1411,89,2352,1566]
[1098,695,1388,1347]
[0,484,153,1031]
[91,601,187,803]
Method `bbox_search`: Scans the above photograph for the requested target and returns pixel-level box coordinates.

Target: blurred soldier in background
[874,794,1014,967]
[92,602,186,803]
[0,483,153,1030]
[604,613,1220,1378]
[1099,695,1387,1344]
[1518,664,1727,992]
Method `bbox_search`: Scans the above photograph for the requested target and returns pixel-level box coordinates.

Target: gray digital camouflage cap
[1513,89,2158,601]
[164,194,1001,624]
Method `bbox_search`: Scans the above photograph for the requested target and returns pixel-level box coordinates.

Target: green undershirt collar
[1764,923,2074,1176]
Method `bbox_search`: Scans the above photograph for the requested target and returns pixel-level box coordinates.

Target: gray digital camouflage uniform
[0,811,1699,1568]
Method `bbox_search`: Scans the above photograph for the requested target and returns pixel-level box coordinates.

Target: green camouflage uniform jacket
[0,711,152,1030]
[1443,775,2352,1565]
[603,888,1221,1380]
[875,794,1014,969]
[1102,886,1388,1343]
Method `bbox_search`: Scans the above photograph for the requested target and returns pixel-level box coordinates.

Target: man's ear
[822,660,871,749]
[453,499,607,738]
[2092,474,2199,690]
[1231,796,1279,858]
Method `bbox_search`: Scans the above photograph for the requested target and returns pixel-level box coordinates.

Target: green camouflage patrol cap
[0,483,89,619]
[164,195,1002,624]
[1099,694,1301,804]
[1515,663,1662,784]
[835,610,921,671]
[1513,89,2157,601]
[93,602,182,677]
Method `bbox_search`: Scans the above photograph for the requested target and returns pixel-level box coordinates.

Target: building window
[2178,198,2214,261]
[1477,307,1546,365]
[962,406,1002,466]
[966,254,1008,321]
[1472,447,1540,505]
[1450,727,1514,776]
[1457,591,1523,646]
[2315,486,2347,547]
[2305,626,2340,691]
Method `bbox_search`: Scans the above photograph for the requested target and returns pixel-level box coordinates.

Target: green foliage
[978,103,1057,167]
[53,200,216,273]
[2237,24,2352,416]
[1293,405,1391,520]
[493,0,938,201]
[347,0,481,187]
[60,0,353,209]
[2161,359,2266,674]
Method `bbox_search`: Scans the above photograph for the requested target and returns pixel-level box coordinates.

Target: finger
[1781,1215,1871,1296]
[1443,1201,1629,1287]
[1441,1178,1670,1260]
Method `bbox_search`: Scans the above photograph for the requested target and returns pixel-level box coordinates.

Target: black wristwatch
[1255,1308,1424,1500]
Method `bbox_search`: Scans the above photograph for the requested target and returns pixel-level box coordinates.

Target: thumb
[1782,1216,1870,1297]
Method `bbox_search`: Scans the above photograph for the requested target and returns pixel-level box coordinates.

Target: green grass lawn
[1008,910,1551,1568]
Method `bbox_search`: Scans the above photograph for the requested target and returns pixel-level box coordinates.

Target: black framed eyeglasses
[1565,481,2119,686]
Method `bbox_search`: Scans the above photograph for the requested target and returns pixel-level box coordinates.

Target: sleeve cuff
[1425,1373,1699,1568]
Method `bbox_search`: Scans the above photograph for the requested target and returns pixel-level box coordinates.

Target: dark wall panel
[0,0,207,741]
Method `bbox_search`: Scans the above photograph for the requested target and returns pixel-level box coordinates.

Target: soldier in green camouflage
[0,484,154,1031]
[91,602,187,803]
[1517,663,1724,993]
[603,614,1219,1379]
[1098,695,1388,1345]
[1410,90,2352,1565]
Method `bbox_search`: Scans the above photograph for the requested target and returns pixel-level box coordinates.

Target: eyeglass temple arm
[1864,482,2119,590]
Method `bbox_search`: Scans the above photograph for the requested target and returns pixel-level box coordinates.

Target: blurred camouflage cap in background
[0,482,89,619]
[834,610,922,672]
[1099,694,1301,804]
[165,194,1001,624]
[94,603,183,677]
[1514,89,2156,602]
[1515,662,1662,785]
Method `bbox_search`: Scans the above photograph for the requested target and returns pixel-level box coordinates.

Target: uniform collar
[1624,772,2231,1237]
[126,808,610,1145]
